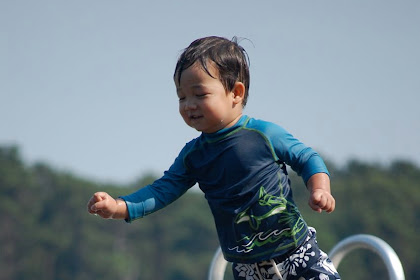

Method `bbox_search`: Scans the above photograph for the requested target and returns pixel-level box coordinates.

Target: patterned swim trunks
[232,228,341,280]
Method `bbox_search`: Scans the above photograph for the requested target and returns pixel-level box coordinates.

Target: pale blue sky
[2,0,419,183]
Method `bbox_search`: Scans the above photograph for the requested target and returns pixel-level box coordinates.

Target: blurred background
[1,0,419,279]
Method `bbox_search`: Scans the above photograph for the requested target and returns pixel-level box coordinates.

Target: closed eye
[177,94,186,102]
[196,93,207,98]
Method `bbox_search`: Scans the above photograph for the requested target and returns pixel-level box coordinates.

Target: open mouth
[189,115,203,120]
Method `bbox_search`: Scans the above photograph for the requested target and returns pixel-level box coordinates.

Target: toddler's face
[175,62,242,133]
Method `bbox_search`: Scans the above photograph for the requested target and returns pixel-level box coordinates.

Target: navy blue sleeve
[120,144,197,222]
[247,118,329,184]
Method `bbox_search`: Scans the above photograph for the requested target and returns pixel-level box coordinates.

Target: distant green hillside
[0,146,418,279]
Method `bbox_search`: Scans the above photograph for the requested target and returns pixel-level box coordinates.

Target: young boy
[87,36,341,280]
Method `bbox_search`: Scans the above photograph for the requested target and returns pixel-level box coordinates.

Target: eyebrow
[177,84,207,93]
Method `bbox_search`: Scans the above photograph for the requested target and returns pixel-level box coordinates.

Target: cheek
[179,105,188,119]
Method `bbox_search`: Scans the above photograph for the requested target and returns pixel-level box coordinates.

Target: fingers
[309,191,335,213]
[87,195,97,214]
[87,192,110,215]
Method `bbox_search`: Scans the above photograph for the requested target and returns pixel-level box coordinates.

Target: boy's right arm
[87,192,128,220]
[88,142,196,222]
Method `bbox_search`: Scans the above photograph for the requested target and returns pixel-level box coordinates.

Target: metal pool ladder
[208,234,405,280]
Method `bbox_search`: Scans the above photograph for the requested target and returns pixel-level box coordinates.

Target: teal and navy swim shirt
[121,115,329,263]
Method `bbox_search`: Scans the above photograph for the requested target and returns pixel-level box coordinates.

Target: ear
[231,82,245,105]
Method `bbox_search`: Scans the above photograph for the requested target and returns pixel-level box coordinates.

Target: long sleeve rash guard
[120,115,329,263]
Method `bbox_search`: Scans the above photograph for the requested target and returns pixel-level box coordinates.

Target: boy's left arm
[257,120,336,213]
[306,172,335,213]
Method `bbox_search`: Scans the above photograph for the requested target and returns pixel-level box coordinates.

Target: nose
[182,98,197,111]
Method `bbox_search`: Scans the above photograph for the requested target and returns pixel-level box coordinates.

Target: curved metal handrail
[207,247,228,280]
[208,234,405,280]
[328,234,405,280]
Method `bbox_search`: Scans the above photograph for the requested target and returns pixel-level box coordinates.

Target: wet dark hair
[174,36,250,107]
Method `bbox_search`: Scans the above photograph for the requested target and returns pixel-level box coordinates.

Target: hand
[309,189,336,213]
[87,192,119,219]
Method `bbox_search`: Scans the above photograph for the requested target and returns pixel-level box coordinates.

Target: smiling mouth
[189,115,203,120]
